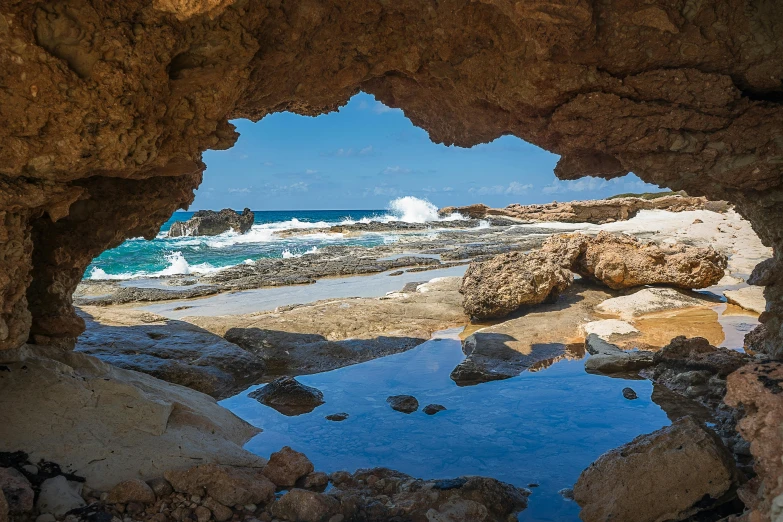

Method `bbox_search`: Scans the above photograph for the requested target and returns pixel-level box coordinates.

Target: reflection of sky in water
[221,330,672,521]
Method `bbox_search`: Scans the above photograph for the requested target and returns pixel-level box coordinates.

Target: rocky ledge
[439,194,722,224]
[168,209,254,238]
[0,446,530,522]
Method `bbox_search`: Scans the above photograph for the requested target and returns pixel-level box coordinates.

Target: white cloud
[541,176,656,195]
[228,188,250,193]
[305,169,318,174]
[382,165,411,175]
[325,145,374,157]
[373,186,400,196]
[372,101,393,114]
[470,182,532,196]
[288,182,309,192]
[359,145,374,155]
[263,161,273,167]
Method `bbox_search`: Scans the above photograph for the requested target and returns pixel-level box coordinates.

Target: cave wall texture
[0,0,782,353]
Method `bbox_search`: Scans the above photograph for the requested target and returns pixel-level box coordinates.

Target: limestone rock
[164,464,274,507]
[249,377,325,416]
[0,468,33,514]
[269,489,340,522]
[297,472,329,492]
[106,479,156,504]
[0,490,7,522]
[573,417,738,522]
[386,395,419,414]
[325,413,348,422]
[168,208,254,237]
[575,231,727,290]
[724,362,783,520]
[595,287,714,320]
[262,447,315,488]
[0,345,263,490]
[203,497,234,522]
[583,334,654,374]
[423,404,446,415]
[146,478,173,498]
[36,476,85,518]
[459,251,573,319]
[724,286,766,315]
[76,312,267,400]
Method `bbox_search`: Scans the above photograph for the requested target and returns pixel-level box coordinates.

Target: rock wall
[0,0,782,350]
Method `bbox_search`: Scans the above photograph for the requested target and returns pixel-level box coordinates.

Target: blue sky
[195,92,661,210]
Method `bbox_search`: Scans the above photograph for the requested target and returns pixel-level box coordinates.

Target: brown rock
[0,490,8,522]
[168,208,254,237]
[146,478,174,498]
[459,251,573,319]
[106,479,156,505]
[724,362,783,520]
[573,417,738,522]
[262,447,315,488]
[249,377,324,416]
[574,231,727,290]
[194,505,212,522]
[0,467,34,514]
[203,497,233,522]
[164,464,274,507]
[297,472,329,492]
[386,395,419,414]
[269,489,340,522]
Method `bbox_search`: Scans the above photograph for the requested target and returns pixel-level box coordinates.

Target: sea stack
[168,208,254,237]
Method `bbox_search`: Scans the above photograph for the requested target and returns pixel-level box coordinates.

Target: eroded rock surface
[574,416,738,522]
[249,377,325,416]
[168,208,254,237]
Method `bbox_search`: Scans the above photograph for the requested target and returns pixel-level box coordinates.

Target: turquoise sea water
[86,209,392,280]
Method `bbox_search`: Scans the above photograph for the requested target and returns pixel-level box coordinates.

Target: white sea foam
[89,251,222,280]
[384,196,463,223]
[281,246,319,259]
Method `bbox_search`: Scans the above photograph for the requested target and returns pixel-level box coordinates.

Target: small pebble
[622,387,638,400]
[23,464,39,475]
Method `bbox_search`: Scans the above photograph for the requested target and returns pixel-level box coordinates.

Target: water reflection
[222,329,673,521]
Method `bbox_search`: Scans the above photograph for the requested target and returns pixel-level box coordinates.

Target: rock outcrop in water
[574,416,739,522]
[440,195,716,224]
[248,376,325,416]
[461,232,727,319]
[168,208,254,237]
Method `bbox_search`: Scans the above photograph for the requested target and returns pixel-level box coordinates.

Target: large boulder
[269,489,340,522]
[249,376,325,416]
[583,334,654,374]
[0,468,33,515]
[573,231,727,290]
[574,416,738,522]
[262,447,314,488]
[164,464,275,507]
[459,251,573,319]
[168,208,254,237]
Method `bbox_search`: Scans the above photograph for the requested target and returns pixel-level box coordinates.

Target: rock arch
[0,0,781,353]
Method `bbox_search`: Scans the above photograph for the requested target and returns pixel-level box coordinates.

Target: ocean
[85,196,464,280]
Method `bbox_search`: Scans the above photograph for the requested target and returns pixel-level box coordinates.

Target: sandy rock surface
[724,286,766,315]
[0,346,263,490]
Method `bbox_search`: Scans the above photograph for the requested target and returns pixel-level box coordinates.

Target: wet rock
[270,489,340,522]
[0,467,33,514]
[0,345,263,491]
[329,468,530,521]
[584,334,654,374]
[459,250,573,319]
[724,362,783,519]
[297,472,329,492]
[106,479,156,504]
[386,395,419,414]
[249,377,325,416]
[263,447,314,488]
[558,488,574,501]
[573,417,738,522]
[0,492,7,522]
[36,476,86,518]
[449,358,518,387]
[76,312,267,400]
[168,208,254,237]
[164,464,275,507]
[573,231,727,290]
[423,404,446,415]
[325,413,348,422]
[622,387,638,400]
[724,286,766,315]
[595,287,716,320]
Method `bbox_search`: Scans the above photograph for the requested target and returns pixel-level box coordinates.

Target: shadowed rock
[386,395,419,414]
[249,377,325,416]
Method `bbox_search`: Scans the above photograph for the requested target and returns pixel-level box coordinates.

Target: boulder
[164,464,275,507]
[168,208,255,237]
[724,286,766,314]
[0,467,33,515]
[459,251,573,319]
[106,479,156,504]
[36,476,86,518]
[574,231,727,290]
[269,489,340,522]
[262,447,314,488]
[297,472,329,492]
[249,377,325,416]
[0,345,263,491]
[573,417,738,522]
[325,413,348,422]
[386,395,419,414]
[583,334,654,374]
[595,287,714,320]
[0,490,7,522]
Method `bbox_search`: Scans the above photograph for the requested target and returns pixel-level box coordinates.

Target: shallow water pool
[222,329,676,521]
